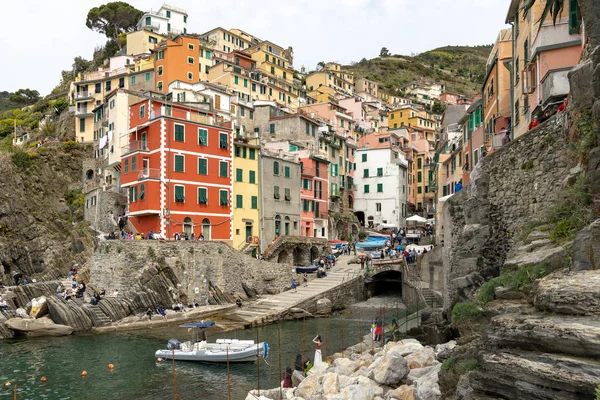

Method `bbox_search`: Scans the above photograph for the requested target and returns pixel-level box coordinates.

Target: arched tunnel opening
[368,270,403,297]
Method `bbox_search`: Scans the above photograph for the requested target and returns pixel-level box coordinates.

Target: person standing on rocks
[291,278,297,292]
[313,335,323,365]
[303,273,308,287]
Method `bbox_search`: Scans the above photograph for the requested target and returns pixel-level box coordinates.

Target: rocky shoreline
[246,333,455,400]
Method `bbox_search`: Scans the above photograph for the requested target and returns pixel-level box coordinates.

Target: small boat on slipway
[155,321,269,363]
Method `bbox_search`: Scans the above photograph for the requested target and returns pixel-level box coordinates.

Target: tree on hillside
[432,101,447,115]
[317,61,326,70]
[380,47,390,57]
[72,57,94,75]
[9,89,41,107]
[86,2,143,49]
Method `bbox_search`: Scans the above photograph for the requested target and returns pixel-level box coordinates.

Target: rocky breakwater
[247,336,457,400]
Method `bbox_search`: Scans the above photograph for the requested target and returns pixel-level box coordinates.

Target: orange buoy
[41,377,47,383]
[108,364,115,370]
[81,371,88,378]
[156,358,163,364]
[4,382,10,387]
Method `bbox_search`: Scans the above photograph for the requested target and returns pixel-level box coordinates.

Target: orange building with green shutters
[121,99,233,242]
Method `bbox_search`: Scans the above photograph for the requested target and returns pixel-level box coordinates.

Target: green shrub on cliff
[451,302,483,323]
[595,383,600,400]
[11,148,35,168]
[476,263,551,304]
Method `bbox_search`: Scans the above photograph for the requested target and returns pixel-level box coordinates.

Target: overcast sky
[0,0,510,95]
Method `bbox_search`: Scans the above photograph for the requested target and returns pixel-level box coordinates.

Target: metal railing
[138,168,161,180]
[150,106,230,128]
[75,91,93,100]
[121,140,148,154]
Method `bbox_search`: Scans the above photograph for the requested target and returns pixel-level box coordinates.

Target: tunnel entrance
[368,270,403,297]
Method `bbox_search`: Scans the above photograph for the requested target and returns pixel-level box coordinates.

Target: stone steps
[88,305,111,325]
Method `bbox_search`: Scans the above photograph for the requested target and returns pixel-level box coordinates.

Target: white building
[137,4,188,36]
[354,136,409,230]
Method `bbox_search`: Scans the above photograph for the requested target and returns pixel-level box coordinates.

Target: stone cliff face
[432,40,600,397]
[441,115,573,309]
[90,240,297,311]
[0,142,94,285]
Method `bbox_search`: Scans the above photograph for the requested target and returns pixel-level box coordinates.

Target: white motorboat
[154,321,269,363]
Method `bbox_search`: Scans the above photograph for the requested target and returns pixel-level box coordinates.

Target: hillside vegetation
[346,45,493,97]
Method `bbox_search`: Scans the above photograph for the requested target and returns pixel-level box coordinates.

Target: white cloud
[0,0,510,95]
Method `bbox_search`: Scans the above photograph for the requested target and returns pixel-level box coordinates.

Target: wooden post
[358,311,363,353]
[172,348,177,400]
[324,316,329,361]
[256,329,261,396]
[278,326,283,400]
[13,384,16,400]
[340,315,345,358]
[302,317,306,365]
[226,346,232,400]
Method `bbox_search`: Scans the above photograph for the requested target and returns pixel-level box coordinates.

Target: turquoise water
[0,315,394,400]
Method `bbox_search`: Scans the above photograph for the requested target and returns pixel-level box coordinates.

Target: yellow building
[309,85,338,104]
[306,62,354,95]
[388,105,436,141]
[71,55,155,143]
[233,137,261,254]
[246,41,295,84]
[126,29,166,55]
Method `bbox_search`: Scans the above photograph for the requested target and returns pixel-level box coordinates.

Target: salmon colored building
[153,35,215,92]
[121,99,233,242]
[300,154,330,238]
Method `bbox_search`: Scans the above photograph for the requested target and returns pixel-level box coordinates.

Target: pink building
[300,155,330,238]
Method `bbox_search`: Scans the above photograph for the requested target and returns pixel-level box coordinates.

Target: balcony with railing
[121,140,149,155]
[75,105,93,117]
[138,168,161,181]
[75,91,94,101]
[149,106,230,128]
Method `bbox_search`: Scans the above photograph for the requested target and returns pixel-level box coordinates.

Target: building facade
[136,4,188,36]
[232,137,261,252]
[120,99,233,242]
[260,153,302,243]
[354,132,408,229]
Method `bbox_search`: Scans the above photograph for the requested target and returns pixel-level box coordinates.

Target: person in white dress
[313,335,323,365]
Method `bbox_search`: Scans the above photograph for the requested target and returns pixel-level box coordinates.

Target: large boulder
[413,363,441,400]
[329,384,372,400]
[386,342,424,357]
[15,308,28,319]
[296,373,319,399]
[370,352,409,386]
[404,346,436,369]
[385,385,415,400]
[316,298,332,315]
[406,364,441,385]
[291,370,304,387]
[331,358,359,376]
[503,246,565,271]
[434,341,456,358]
[5,316,73,337]
[532,270,600,315]
[572,219,600,271]
[320,372,340,396]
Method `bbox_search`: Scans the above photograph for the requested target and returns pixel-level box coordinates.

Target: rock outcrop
[4,315,73,337]
[246,337,447,400]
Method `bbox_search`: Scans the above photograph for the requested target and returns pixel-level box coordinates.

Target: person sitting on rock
[146,307,153,320]
[0,298,8,311]
[282,367,293,388]
[236,298,243,308]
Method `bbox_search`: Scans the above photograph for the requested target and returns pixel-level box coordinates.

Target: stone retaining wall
[90,240,296,308]
[441,115,574,307]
